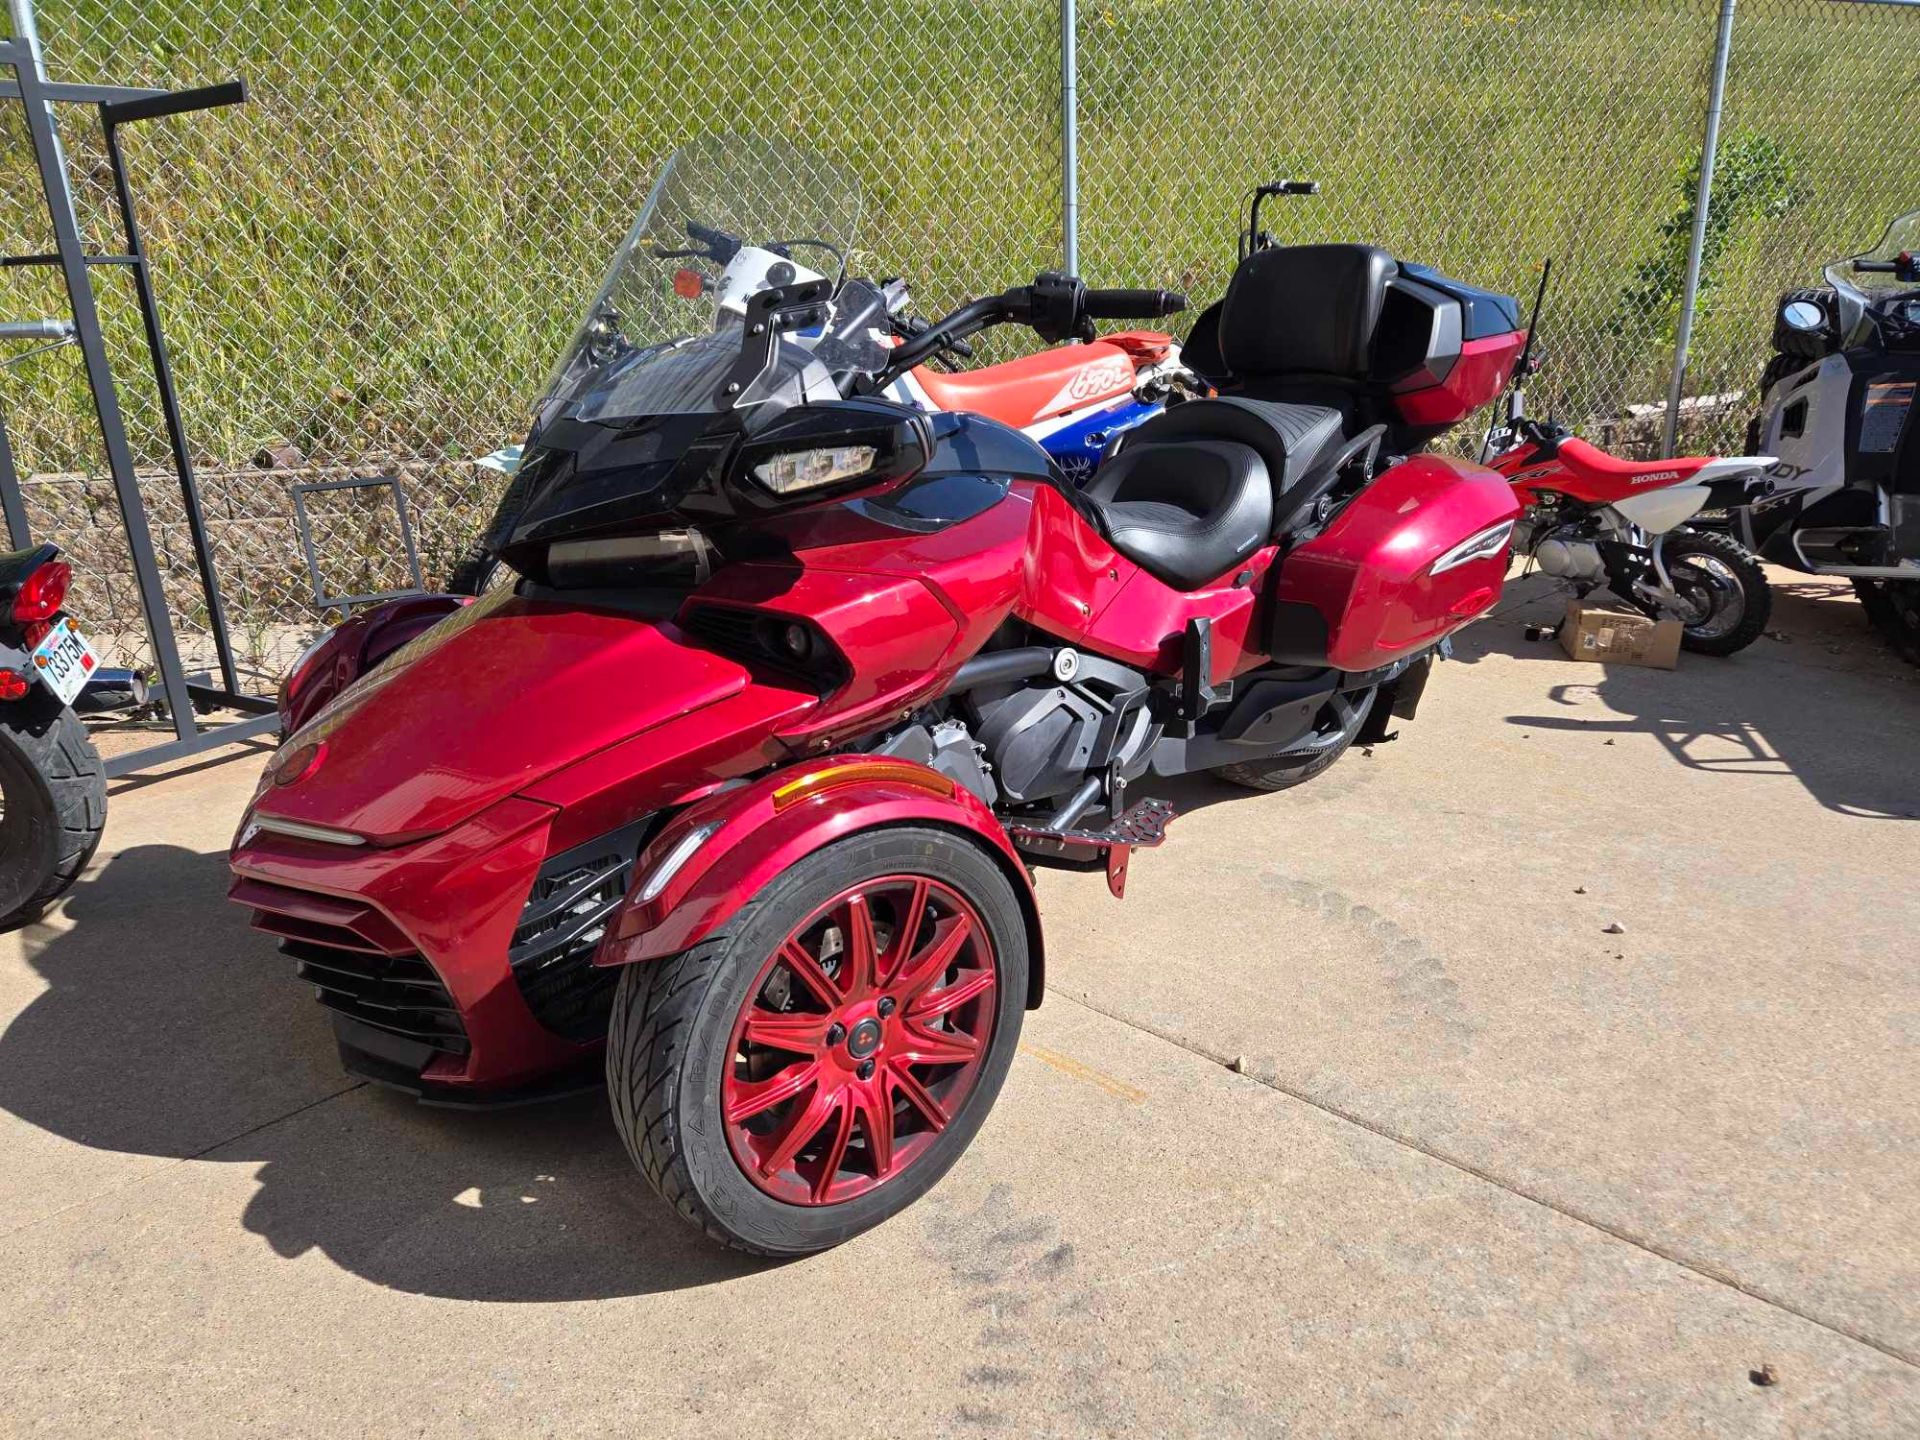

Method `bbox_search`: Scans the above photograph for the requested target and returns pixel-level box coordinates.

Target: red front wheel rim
[721,874,999,1206]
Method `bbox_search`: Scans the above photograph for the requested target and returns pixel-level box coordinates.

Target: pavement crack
[0,1080,366,1247]
[1045,984,1920,1373]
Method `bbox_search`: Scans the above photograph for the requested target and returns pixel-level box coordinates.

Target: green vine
[1611,132,1798,344]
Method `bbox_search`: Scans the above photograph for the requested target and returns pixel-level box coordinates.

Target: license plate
[29,616,99,707]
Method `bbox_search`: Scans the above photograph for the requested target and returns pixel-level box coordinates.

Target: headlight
[752,444,878,495]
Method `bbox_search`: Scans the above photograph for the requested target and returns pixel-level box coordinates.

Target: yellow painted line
[1019,1044,1148,1104]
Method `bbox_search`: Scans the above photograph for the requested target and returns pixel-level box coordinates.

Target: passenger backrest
[1216,244,1397,383]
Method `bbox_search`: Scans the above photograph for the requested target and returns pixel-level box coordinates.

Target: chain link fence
[0,0,1915,684]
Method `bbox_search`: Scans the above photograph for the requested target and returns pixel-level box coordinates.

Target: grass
[0,0,1913,502]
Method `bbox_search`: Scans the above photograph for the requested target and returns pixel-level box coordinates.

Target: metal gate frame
[0,0,276,777]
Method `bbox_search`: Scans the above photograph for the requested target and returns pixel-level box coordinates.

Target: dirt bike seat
[912,340,1138,429]
[1085,398,1346,589]
[1553,436,1716,484]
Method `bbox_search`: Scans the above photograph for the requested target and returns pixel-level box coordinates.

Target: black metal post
[0,409,29,547]
[3,38,200,738]
[101,112,242,696]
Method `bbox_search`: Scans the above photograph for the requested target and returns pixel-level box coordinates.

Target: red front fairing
[233,798,585,1094]
[250,591,808,845]
[279,593,470,736]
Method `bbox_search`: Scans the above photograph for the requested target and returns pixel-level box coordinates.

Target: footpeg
[1006,797,1176,899]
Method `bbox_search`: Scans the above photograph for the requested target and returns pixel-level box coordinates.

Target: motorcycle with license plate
[234,137,1524,1254]
[1737,210,1920,663]
[1479,264,1775,657]
[0,543,106,926]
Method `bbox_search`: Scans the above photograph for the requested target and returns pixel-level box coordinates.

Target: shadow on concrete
[0,842,764,1300]
[1454,578,1920,821]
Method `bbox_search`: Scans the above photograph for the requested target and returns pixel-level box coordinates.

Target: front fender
[596,756,1045,1008]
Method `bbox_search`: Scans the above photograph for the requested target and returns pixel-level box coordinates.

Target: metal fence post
[1061,0,1078,274]
[1663,0,1738,457]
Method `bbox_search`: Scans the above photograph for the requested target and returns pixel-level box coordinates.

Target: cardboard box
[1558,599,1681,670]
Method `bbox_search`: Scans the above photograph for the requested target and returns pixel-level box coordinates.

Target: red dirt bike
[1481,280,1775,656]
[234,140,1522,1254]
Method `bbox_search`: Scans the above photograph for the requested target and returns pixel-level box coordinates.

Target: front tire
[1213,686,1376,792]
[1662,529,1771,656]
[1851,578,1920,667]
[607,827,1029,1256]
[0,690,105,926]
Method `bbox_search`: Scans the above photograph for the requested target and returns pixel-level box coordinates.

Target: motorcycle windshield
[1824,210,1920,297]
[533,135,888,432]
[1822,210,1920,342]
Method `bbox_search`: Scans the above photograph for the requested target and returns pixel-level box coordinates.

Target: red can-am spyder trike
[231,140,1524,1254]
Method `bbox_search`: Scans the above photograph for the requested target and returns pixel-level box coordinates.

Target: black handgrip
[1082,287,1187,320]
[684,220,743,263]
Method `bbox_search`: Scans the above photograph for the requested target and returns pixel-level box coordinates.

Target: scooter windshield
[533,136,885,433]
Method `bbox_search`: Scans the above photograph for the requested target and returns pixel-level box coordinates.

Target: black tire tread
[1667,528,1772,657]
[1213,688,1377,793]
[606,829,1028,1256]
[1851,578,1920,667]
[606,930,758,1252]
[0,693,105,925]
[1213,739,1351,793]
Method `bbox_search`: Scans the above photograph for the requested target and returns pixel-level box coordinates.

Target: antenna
[1480,257,1553,463]
[1512,256,1552,385]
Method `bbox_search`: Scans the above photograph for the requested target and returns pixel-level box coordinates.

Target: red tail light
[0,669,27,701]
[12,561,71,624]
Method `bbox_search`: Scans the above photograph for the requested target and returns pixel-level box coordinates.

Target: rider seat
[1084,397,1347,589]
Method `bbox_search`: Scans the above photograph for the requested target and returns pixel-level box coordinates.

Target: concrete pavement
[1,571,1915,1436]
